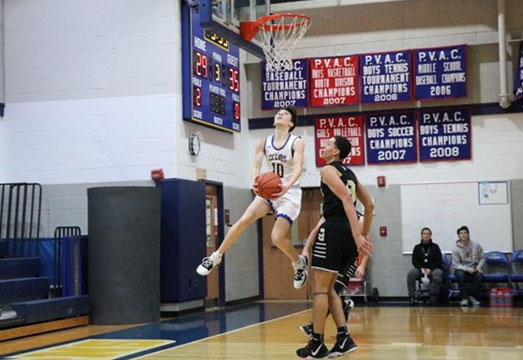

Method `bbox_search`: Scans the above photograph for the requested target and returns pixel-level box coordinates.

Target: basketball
[256,172,282,200]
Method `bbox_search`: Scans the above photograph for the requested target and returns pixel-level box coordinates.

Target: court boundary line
[132,307,312,359]
[7,339,176,359]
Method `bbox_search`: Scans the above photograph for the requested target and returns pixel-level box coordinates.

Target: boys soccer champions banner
[261,59,309,110]
[365,112,417,164]
[418,108,471,162]
[414,45,467,100]
[315,116,365,167]
[310,56,360,108]
[361,50,413,104]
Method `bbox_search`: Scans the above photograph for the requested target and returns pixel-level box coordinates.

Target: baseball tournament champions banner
[261,59,309,110]
[418,108,471,162]
[365,112,417,165]
[514,41,523,100]
[310,56,360,108]
[414,45,468,100]
[315,116,365,167]
[361,50,413,104]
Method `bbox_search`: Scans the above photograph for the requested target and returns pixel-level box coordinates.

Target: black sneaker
[299,323,313,338]
[409,296,418,306]
[328,334,358,358]
[296,340,330,359]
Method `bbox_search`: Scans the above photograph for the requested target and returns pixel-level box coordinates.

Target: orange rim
[240,13,311,42]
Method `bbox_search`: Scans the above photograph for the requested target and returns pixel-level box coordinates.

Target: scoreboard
[182,4,241,132]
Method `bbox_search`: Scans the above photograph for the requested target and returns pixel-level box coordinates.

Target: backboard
[198,0,270,58]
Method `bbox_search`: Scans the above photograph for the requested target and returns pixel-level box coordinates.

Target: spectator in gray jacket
[452,226,485,307]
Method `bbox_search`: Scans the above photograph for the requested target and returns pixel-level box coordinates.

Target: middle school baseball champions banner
[414,45,468,100]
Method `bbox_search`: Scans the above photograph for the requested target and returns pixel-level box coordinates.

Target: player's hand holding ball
[255,172,282,200]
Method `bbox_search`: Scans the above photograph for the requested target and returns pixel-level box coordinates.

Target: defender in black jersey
[297,136,374,359]
[299,215,372,341]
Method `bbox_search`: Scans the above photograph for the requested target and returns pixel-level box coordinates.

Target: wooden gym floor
[1,302,522,359]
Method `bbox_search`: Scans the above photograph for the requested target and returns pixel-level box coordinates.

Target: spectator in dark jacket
[407,227,444,305]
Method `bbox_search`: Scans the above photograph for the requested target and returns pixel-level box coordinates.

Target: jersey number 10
[272,163,284,177]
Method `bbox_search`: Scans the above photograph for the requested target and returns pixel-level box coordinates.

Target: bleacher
[0,183,89,339]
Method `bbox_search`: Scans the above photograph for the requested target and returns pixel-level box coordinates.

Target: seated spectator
[407,227,444,305]
[452,225,485,307]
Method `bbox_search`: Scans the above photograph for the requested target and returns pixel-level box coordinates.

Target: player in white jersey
[197,106,309,289]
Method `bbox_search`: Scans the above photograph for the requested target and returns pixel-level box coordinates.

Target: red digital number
[193,86,202,107]
[194,51,208,79]
[228,68,239,92]
[234,102,240,120]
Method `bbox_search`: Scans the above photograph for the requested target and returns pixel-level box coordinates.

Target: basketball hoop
[240,13,311,72]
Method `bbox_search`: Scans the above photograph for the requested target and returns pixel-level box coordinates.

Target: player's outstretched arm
[252,139,266,194]
[321,166,373,256]
[356,181,374,239]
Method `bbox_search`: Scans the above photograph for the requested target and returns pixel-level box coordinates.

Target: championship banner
[261,59,309,110]
[315,116,365,167]
[514,40,523,100]
[419,108,471,162]
[310,56,360,108]
[414,45,467,100]
[361,50,413,104]
[365,112,417,164]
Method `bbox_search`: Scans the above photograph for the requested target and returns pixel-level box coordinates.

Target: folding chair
[482,251,510,288]
[510,250,523,295]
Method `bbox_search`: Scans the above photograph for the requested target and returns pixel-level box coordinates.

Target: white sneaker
[460,299,469,307]
[196,251,222,276]
[343,298,355,322]
[468,296,480,306]
[293,255,308,289]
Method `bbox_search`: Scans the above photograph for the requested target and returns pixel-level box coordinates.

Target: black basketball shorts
[311,217,357,274]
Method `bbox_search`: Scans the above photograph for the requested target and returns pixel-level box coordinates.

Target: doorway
[204,182,224,307]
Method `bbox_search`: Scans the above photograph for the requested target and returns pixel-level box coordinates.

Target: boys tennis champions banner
[315,116,365,167]
[361,50,413,104]
[261,59,309,110]
[414,45,467,100]
[418,108,471,162]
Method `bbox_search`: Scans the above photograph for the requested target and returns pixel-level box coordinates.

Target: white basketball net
[258,14,311,72]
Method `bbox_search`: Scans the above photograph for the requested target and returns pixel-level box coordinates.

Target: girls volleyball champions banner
[309,56,360,108]
[360,50,413,104]
[414,45,467,100]
[418,108,471,161]
[315,116,365,167]
[365,112,417,164]
[261,59,309,110]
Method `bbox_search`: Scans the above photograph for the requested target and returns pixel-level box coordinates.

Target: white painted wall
[0,0,253,189]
